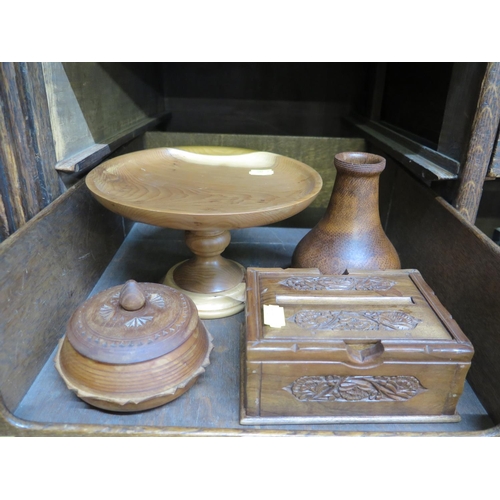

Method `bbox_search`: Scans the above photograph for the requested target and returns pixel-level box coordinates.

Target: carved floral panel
[284,375,426,402]
[288,310,421,331]
[279,276,396,292]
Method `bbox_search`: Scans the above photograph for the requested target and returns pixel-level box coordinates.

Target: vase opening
[334,152,386,175]
[335,152,384,166]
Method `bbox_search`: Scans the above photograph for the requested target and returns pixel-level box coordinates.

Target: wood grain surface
[173,229,245,293]
[3,224,496,436]
[0,179,126,412]
[385,162,500,425]
[0,62,64,241]
[1,140,499,435]
[54,114,170,174]
[454,62,500,222]
[86,147,322,231]
[489,134,500,177]
[438,63,486,162]
[65,281,201,364]
[56,317,212,412]
[43,63,167,164]
[86,146,322,299]
[292,152,400,273]
[242,268,472,424]
[143,132,365,214]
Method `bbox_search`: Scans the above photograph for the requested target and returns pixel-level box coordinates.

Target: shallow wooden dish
[86,147,322,318]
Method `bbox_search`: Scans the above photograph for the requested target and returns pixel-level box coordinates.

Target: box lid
[245,268,473,363]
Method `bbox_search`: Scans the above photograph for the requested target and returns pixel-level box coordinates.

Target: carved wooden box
[241,268,474,424]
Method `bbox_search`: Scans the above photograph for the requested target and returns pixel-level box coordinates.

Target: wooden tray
[0,180,498,436]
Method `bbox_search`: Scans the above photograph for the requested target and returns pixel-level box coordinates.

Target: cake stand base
[164,261,246,319]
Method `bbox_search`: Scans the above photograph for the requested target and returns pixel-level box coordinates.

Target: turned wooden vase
[292,152,400,274]
[55,280,213,412]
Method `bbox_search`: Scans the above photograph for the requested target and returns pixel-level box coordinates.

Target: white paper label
[263,304,286,328]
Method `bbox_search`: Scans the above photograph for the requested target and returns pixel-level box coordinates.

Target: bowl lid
[66,280,199,364]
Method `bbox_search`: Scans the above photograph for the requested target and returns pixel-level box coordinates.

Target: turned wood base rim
[54,333,214,412]
[164,260,246,319]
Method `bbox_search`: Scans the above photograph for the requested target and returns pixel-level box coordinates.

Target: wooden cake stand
[86,146,322,318]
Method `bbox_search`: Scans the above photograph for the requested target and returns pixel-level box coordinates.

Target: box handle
[345,341,384,365]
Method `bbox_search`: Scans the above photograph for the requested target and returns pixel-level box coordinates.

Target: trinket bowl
[241,268,474,424]
[85,147,322,318]
[55,280,213,412]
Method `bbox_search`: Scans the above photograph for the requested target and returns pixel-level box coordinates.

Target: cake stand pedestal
[164,229,247,318]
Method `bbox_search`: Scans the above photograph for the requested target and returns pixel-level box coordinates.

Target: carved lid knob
[66,281,199,364]
[119,280,146,311]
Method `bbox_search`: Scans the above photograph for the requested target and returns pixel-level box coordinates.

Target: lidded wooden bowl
[55,280,213,412]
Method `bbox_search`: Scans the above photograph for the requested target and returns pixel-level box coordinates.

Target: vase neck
[322,169,382,227]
